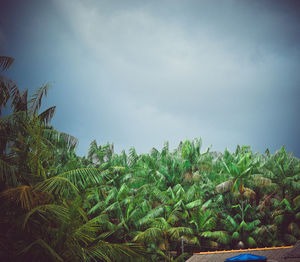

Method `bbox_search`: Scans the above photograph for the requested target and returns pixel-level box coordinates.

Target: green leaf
[18,239,63,262]
[247,236,257,247]
[186,199,202,209]
[58,168,104,190]
[293,195,300,209]
[23,204,70,229]
[232,231,239,240]
[35,176,79,197]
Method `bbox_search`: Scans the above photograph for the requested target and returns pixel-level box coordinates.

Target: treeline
[1,56,300,261]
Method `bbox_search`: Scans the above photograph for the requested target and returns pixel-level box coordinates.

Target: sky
[1,0,300,157]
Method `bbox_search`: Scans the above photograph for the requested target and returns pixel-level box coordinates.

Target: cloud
[48,0,300,155]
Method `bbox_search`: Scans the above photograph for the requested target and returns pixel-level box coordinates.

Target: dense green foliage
[1,57,300,261]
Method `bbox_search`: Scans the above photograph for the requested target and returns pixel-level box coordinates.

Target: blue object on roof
[225,254,267,261]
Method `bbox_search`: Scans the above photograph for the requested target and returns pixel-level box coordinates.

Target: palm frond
[38,106,56,125]
[186,199,203,210]
[202,216,217,231]
[117,184,130,200]
[0,157,18,185]
[23,204,70,228]
[43,128,78,151]
[223,215,237,231]
[128,147,138,166]
[246,219,261,231]
[0,78,11,112]
[18,238,63,262]
[34,176,79,197]
[283,233,297,245]
[293,195,300,209]
[137,206,165,226]
[58,168,104,190]
[28,84,50,115]
[13,88,28,112]
[0,56,14,71]
[104,201,121,213]
[168,227,193,240]
[105,187,118,204]
[185,184,196,202]
[151,188,170,204]
[88,201,106,215]
[85,241,146,262]
[151,217,169,230]
[232,231,240,240]
[134,227,163,244]
[73,222,99,245]
[1,185,39,210]
[173,252,190,262]
[88,140,100,164]
[247,236,257,247]
[91,214,114,230]
[201,231,231,244]
[167,208,182,224]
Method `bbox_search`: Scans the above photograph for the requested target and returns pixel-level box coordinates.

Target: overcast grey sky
[1,0,300,157]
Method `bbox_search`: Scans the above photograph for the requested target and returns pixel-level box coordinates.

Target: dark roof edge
[193,246,293,255]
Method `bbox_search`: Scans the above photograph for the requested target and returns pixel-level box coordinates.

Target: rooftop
[186,243,300,262]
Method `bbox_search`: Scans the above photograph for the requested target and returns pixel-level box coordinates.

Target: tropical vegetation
[1,56,300,261]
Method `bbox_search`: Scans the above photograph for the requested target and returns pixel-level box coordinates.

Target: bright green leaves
[35,176,79,197]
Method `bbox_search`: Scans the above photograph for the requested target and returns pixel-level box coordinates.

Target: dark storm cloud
[1,0,299,156]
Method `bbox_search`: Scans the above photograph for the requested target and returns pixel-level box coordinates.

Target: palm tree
[270,198,300,246]
[189,207,230,251]
[0,57,147,261]
[134,217,192,261]
[262,146,300,199]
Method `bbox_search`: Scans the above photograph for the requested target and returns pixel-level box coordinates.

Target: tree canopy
[1,57,299,261]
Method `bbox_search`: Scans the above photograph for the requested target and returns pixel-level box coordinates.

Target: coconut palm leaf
[0,157,17,185]
[19,238,63,262]
[88,200,106,215]
[186,199,203,210]
[245,219,261,231]
[38,106,56,125]
[117,183,130,200]
[85,241,146,262]
[134,227,163,244]
[293,195,300,209]
[104,201,122,214]
[0,79,11,114]
[128,147,138,166]
[137,206,165,226]
[43,128,78,151]
[283,233,297,245]
[34,176,79,197]
[28,84,50,115]
[247,236,257,247]
[201,231,231,244]
[0,56,14,71]
[23,204,70,228]
[105,187,118,204]
[58,168,105,190]
[1,185,40,210]
[223,214,237,232]
[168,227,193,239]
[151,188,170,204]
